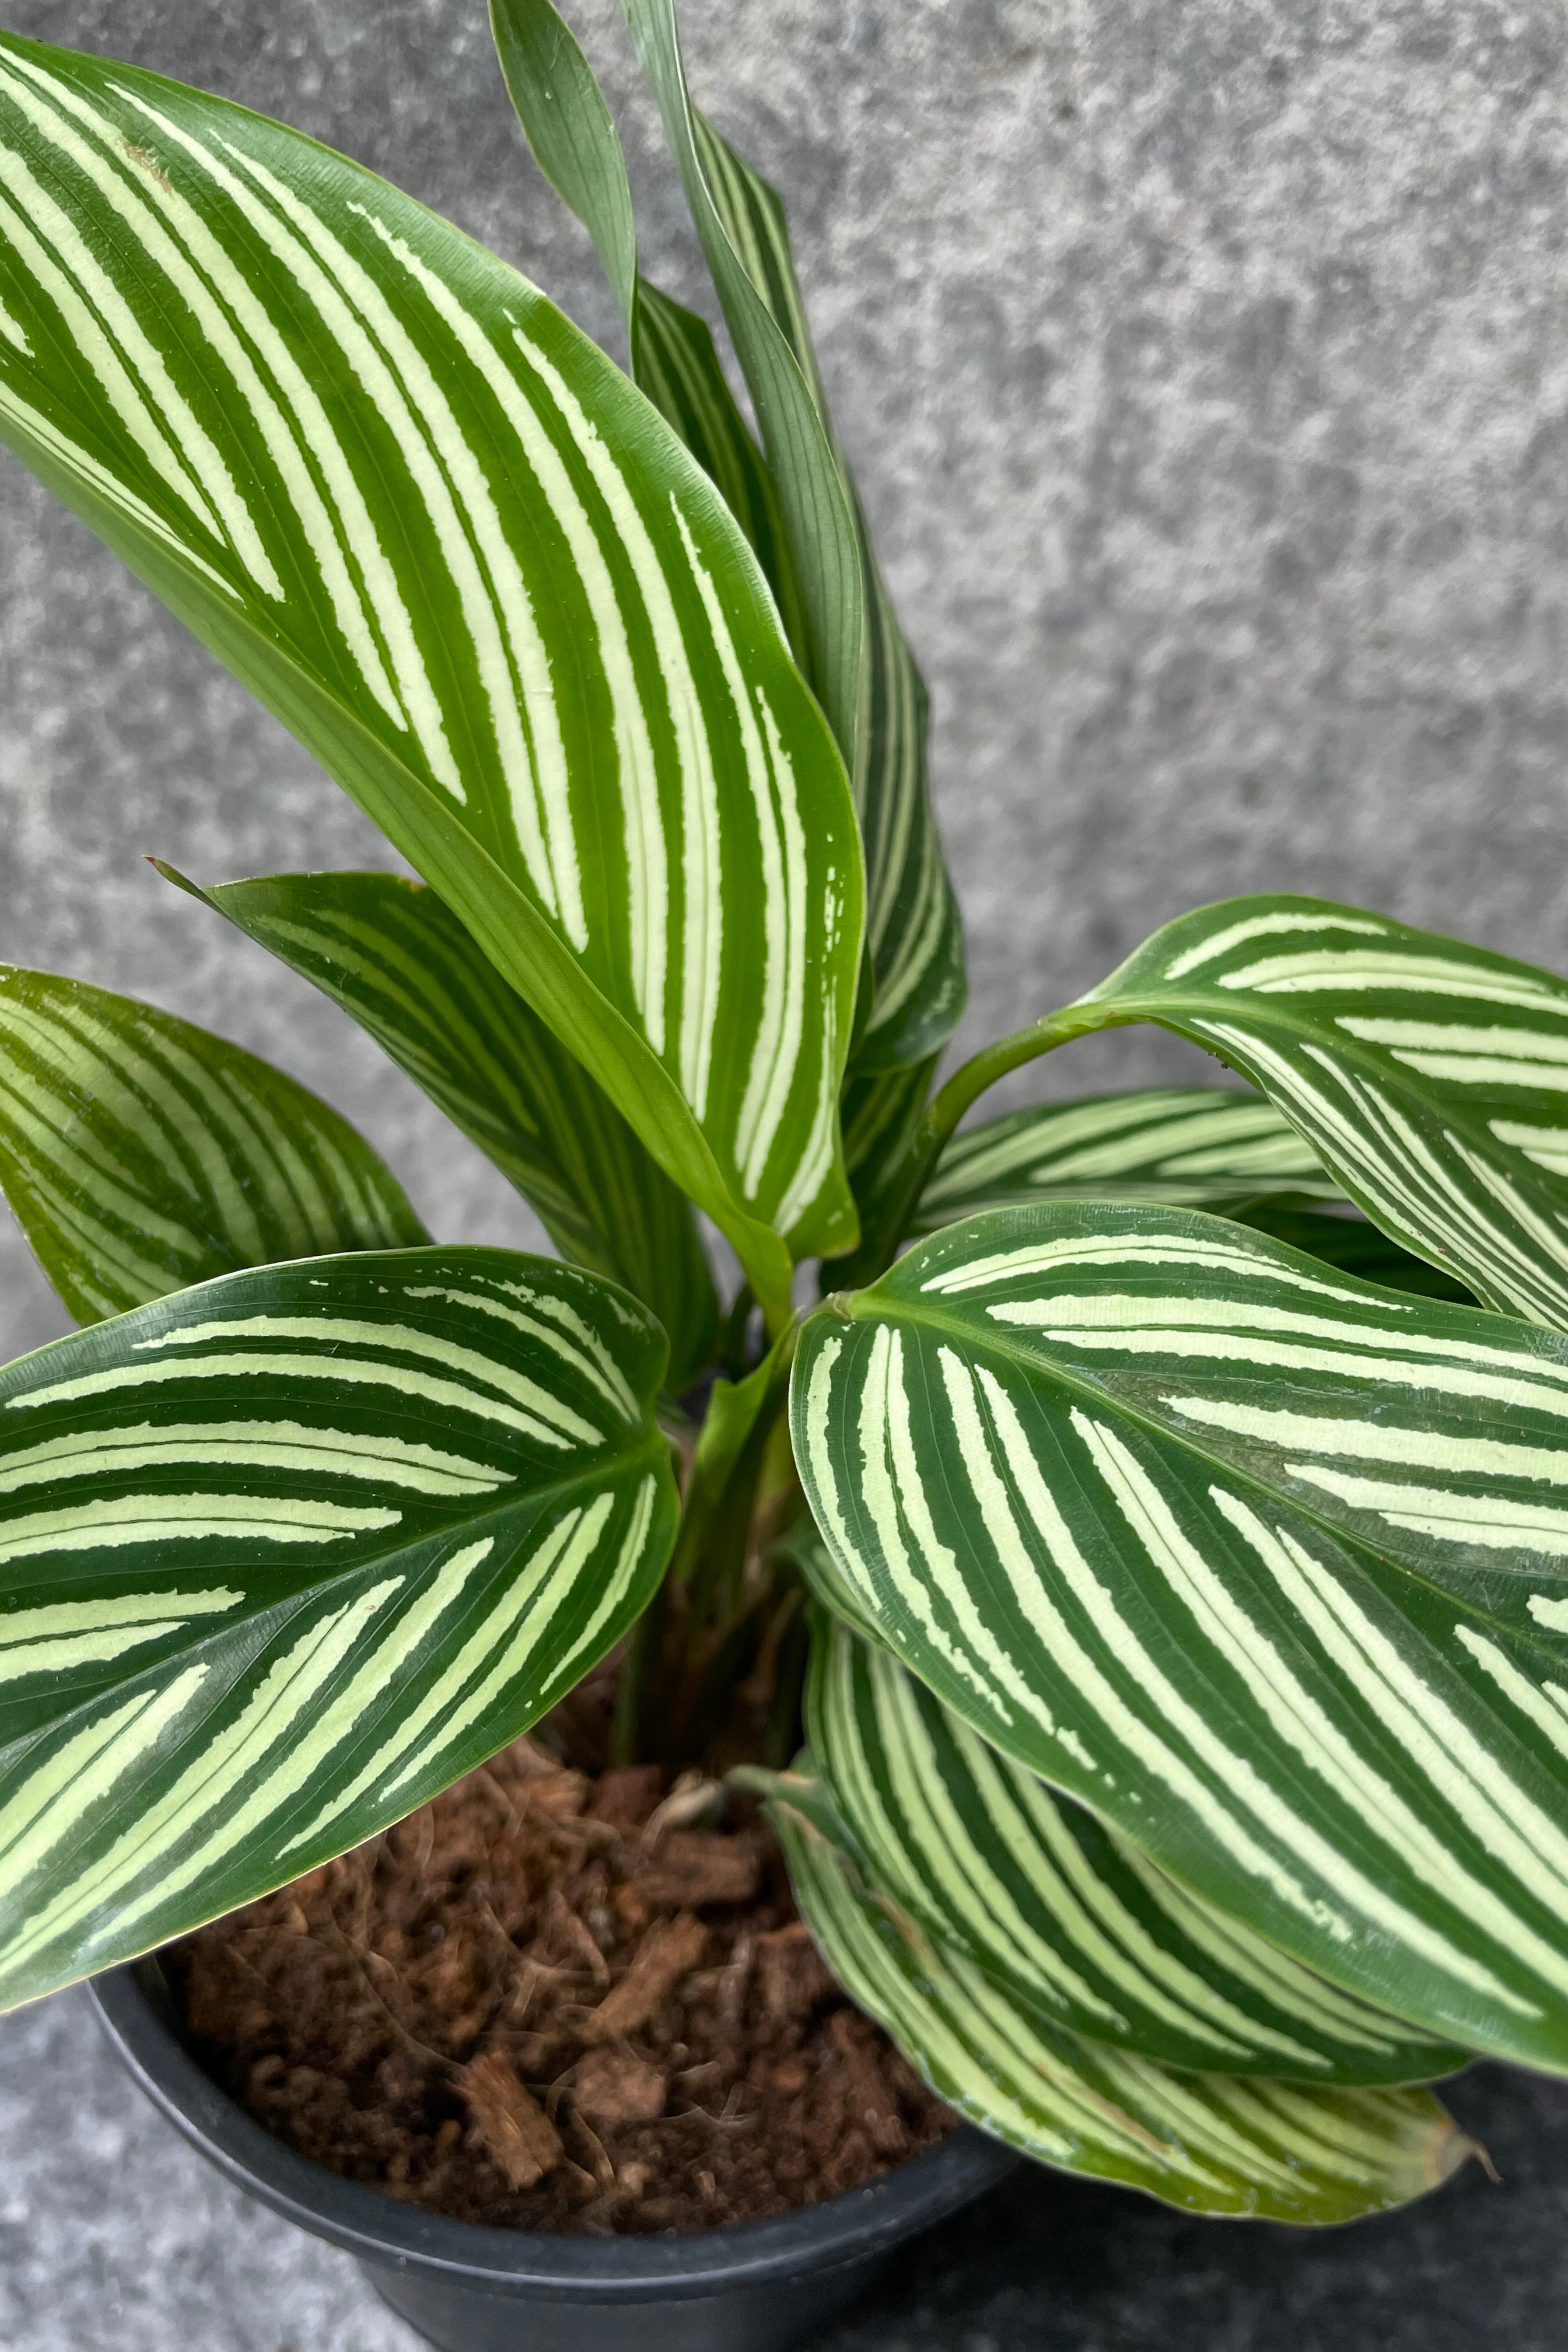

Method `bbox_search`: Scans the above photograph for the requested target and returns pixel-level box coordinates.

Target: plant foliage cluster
[2,0,1567,2220]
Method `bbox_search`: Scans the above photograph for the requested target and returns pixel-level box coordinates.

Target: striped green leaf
[770,1801,1471,2222]
[842,1056,941,1202]
[1073,895,1568,1331]
[0,1245,677,2010]
[163,865,718,1389]
[793,1200,1568,2070]
[915,1086,1337,1232]
[489,0,807,653]
[808,1614,1467,2083]
[1231,1203,1475,1306]
[913,1086,1472,1303]
[846,485,967,1070]
[0,35,865,1318]
[0,963,425,1324]
[620,0,862,760]
[620,0,966,1068]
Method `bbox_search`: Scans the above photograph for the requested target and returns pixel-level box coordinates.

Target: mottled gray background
[4,0,1568,2342]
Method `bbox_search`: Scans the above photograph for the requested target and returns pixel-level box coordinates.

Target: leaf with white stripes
[621,0,966,1068]
[793,1199,1568,2070]
[0,963,426,1324]
[913,1086,1472,1302]
[0,36,864,1318]
[915,1087,1338,1233]
[490,0,806,652]
[807,1613,1468,2083]
[164,866,718,1389]
[620,0,860,760]
[1230,1203,1475,1306]
[1072,895,1568,1330]
[769,1800,1472,2222]
[0,1245,677,2010]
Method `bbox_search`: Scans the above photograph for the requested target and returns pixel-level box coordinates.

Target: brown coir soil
[170,1737,956,2235]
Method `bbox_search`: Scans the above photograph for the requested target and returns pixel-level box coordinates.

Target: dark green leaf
[771,1801,1471,2221]
[0,1246,677,2008]
[794,1200,1568,2070]
[163,865,718,1387]
[0,963,425,1322]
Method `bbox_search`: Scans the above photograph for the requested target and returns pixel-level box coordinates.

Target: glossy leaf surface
[0,1247,677,2009]
[1076,897,1568,1329]
[915,1086,1336,1232]
[772,1802,1469,2222]
[0,34,864,1310]
[489,0,805,644]
[808,1614,1467,2083]
[794,1200,1568,2069]
[167,866,718,1388]
[621,0,965,1067]
[0,963,424,1322]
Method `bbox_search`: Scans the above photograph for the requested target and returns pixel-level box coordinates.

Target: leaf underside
[1078,896,1568,1329]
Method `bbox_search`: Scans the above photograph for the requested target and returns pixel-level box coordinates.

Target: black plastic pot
[89,1957,1020,2352]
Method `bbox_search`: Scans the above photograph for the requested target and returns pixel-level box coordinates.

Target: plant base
[90,1957,1019,2351]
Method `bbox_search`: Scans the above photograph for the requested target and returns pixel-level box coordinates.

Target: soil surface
[171,1737,956,2235]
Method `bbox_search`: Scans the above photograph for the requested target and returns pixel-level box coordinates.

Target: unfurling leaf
[620,0,965,1068]
[0,963,424,1322]
[489,0,807,649]
[794,1199,1568,2070]
[0,1248,677,2009]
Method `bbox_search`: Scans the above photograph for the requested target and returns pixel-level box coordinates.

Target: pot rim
[89,1957,1020,2303]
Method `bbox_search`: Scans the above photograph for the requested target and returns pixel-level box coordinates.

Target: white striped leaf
[839,1052,943,1240]
[0,963,426,1324]
[164,865,719,1390]
[0,1245,677,2010]
[0,35,865,1318]
[620,0,967,1068]
[1230,1203,1475,1306]
[1073,895,1568,1331]
[807,1614,1468,2084]
[769,1800,1471,2222]
[916,1087,1338,1231]
[620,0,862,760]
[792,1199,1568,2070]
[915,1087,1472,1303]
[490,0,808,654]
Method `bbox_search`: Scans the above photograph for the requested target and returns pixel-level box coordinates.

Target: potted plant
[2,2,1567,2345]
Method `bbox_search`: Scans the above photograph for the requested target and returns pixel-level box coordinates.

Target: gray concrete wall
[4,0,1568,1356]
